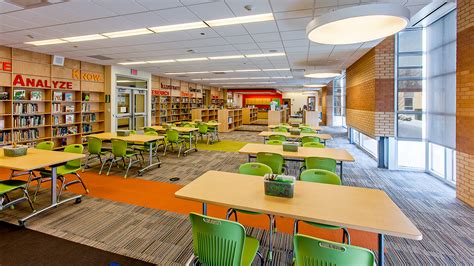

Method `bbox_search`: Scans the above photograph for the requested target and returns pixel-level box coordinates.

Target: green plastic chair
[208,120,220,142]
[294,234,375,266]
[143,127,155,133]
[163,129,185,157]
[190,212,263,266]
[133,131,161,163]
[38,144,88,201]
[105,139,142,178]
[130,130,137,134]
[300,127,315,133]
[303,142,325,148]
[301,136,320,146]
[36,141,54,150]
[294,169,350,244]
[266,140,283,145]
[272,127,288,132]
[83,137,110,173]
[256,152,286,174]
[269,134,286,141]
[198,123,214,145]
[182,122,193,128]
[0,180,35,212]
[227,162,275,261]
[300,157,337,175]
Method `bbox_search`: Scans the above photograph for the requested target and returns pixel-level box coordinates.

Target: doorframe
[283,98,291,115]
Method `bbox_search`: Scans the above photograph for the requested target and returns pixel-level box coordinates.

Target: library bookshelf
[152,95,201,125]
[191,108,219,122]
[242,107,258,124]
[217,109,242,133]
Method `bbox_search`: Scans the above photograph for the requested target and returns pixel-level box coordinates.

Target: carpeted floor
[1,127,473,265]
[196,139,252,152]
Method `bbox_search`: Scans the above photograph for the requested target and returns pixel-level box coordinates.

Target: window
[403,98,414,111]
[350,128,377,159]
[397,140,426,169]
[429,142,456,184]
[332,73,346,127]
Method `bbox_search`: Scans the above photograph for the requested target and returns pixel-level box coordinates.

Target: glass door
[133,89,147,131]
[116,88,132,130]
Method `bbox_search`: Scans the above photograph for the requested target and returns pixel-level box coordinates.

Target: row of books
[13,129,39,142]
[13,90,43,101]
[82,103,91,112]
[52,126,78,137]
[13,103,39,114]
[13,116,45,127]
[0,131,12,144]
[53,91,74,101]
[52,103,75,113]
[53,114,75,124]
[82,124,93,133]
[82,113,97,122]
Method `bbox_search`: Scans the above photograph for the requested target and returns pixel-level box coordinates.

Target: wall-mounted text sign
[180,92,191,97]
[152,89,170,96]
[72,69,103,82]
[0,61,12,72]
[13,74,72,89]
[161,83,180,90]
[212,95,220,99]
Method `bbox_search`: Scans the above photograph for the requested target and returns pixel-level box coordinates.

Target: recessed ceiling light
[306,4,410,45]
[103,28,153,38]
[62,34,107,42]
[303,84,326,88]
[270,76,293,79]
[245,52,286,58]
[209,55,245,60]
[206,13,274,27]
[235,69,261,72]
[147,59,176,63]
[304,70,340,78]
[165,72,187,75]
[176,57,208,62]
[25,39,67,46]
[187,71,210,74]
[118,61,147,65]
[149,22,208,33]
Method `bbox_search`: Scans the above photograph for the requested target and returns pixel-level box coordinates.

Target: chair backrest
[198,123,208,134]
[272,127,288,132]
[299,169,341,185]
[63,144,84,169]
[111,139,128,157]
[189,212,246,266]
[86,137,103,154]
[301,136,320,145]
[256,152,284,174]
[145,131,158,136]
[130,130,137,135]
[166,129,180,142]
[182,122,193,128]
[269,134,287,141]
[300,127,315,133]
[294,234,375,266]
[304,157,337,173]
[36,141,54,151]
[209,120,217,123]
[239,162,273,176]
[303,142,325,148]
[266,140,283,145]
[143,127,155,133]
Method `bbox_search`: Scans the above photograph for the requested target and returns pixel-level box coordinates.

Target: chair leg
[124,158,132,179]
[293,219,300,235]
[178,142,183,157]
[74,173,89,193]
[342,228,351,244]
[57,176,65,202]
[163,143,168,156]
[99,157,110,175]
[267,214,275,261]
[82,154,91,172]
[33,177,43,202]
[106,158,116,176]
[22,188,35,211]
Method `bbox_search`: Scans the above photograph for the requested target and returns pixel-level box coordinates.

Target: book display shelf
[242,107,258,124]
[217,109,242,133]
[191,108,219,122]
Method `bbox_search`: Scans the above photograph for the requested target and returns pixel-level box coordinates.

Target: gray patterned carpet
[1,127,473,265]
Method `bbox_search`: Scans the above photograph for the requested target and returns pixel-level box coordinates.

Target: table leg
[184,131,198,155]
[202,203,207,215]
[263,137,266,144]
[339,162,343,182]
[18,165,82,226]
[378,234,384,266]
[248,154,251,162]
[138,141,162,176]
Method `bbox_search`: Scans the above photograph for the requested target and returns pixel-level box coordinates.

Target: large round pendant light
[304,70,340,79]
[306,4,410,45]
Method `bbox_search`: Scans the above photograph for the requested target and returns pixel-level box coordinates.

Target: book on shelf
[13,115,44,127]
[0,131,12,144]
[52,103,61,113]
[0,91,9,100]
[53,115,59,124]
[82,124,93,133]
[81,102,91,112]
[13,103,39,114]
[53,91,63,101]
[13,90,26,100]
[82,93,90,101]
[64,105,75,113]
[65,114,75,124]
[13,128,39,142]
[64,92,73,102]
[30,91,43,101]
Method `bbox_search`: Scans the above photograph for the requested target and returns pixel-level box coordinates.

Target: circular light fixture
[304,70,340,79]
[306,4,410,45]
[303,84,326,88]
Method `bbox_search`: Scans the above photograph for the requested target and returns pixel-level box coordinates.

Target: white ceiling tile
[244,20,278,34]
[187,1,234,20]
[273,9,313,20]
[92,0,147,14]
[269,0,315,12]
[225,0,272,16]
[134,0,182,10]
[251,32,281,42]
[224,35,254,44]
[276,17,312,31]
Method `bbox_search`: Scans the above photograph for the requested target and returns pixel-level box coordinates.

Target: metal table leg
[19,165,82,226]
[138,141,162,176]
[378,234,384,266]
[184,131,198,155]
[202,202,207,215]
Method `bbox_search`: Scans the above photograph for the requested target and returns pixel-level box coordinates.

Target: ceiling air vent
[88,55,113,60]
[6,0,68,8]
[212,72,227,75]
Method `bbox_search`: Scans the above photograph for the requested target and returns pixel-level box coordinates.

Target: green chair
[266,140,283,145]
[38,144,88,201]
[269,134,286,141]
[0,180,34,212]
[300,127,315,133]
[303,142,325,148]
[208,120,220,142]
[227,162,275,261]
[130,130,137,134]
[256,152,286,174]
[272,127,288,132]
[182,122,193,128]
[301,136,321,146]
[198,123,214,145]
[163,129,185,157]
[105,139,142,178]
[190,212,264,266]
[294,169,350,244]
[83,137,110,173]
[133,131,161,163]
[143,127,155,133]
[299,157,337,176]
[294,234,375,266]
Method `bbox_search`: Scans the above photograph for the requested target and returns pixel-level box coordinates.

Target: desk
[258,131,332,143]
[88,133,163,175]
[238,143,354,178]
[175,171,422,266]
[175,122,221,127]
[268,124,322,132]
[150,126,199,155]
[0,148,85,225]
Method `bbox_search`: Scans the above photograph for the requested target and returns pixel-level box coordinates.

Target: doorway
[115,76,148,131]
[283,98,291,114]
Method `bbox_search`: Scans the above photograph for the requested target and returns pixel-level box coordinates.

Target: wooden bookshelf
[191,108,219,122]
[152,95,196,125]
[242,107,258,124]
[217,109,242,133]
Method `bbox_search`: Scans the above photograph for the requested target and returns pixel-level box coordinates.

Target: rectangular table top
[150,126,198,133]
[0,148,85,171]
[268,124,321,131]
[238,143,355,162]
[87,132,164,144]
[258,131,332,141]
[175,171,422,240]
[175,122,221,127]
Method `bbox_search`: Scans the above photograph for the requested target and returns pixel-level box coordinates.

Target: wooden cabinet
[191,108,219,122]
[218,109,242,132]
[242,107,258,124]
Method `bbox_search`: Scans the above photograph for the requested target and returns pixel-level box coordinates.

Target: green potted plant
[4,142,28,157]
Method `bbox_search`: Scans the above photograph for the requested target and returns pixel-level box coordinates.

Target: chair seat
[40,165,80,177]
[242,236,260,266]
[303,220,342,230]
[236,208,262,215]
[181,135,194,139]
[124,150,139,158]
[0,180,27,194]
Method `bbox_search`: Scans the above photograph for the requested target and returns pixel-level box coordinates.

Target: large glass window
[332,73,346,127]
[350,128,377,159]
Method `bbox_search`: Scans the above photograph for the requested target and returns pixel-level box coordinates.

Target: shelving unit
[211,98,225,108]
[217,109,242,133]
[152,95,196,125]
[242,107,258,124]
[191,108,219,122]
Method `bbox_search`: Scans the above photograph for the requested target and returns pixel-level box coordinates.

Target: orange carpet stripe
[0,168,378,250]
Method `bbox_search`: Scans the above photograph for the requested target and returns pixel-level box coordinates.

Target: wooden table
[238,143,354,179]
[0,148,85,225]
[258,131,332,143]
[150,126,199,155]
[268,124,321,132]
[175,171,422,266]
[175,121,221,127]
[88,132,164,175]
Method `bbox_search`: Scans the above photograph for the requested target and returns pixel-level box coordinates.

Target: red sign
[212,95,219,99]
[0,61,12,72]
[152,89,170,96]
[131,69,138,75]
[161,82,179,90]
[13,74,72,89]
[180,91,191,97]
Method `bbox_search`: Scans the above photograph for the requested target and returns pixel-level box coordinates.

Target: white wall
[282,92,320,115]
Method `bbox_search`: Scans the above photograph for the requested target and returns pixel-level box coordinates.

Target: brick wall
[346,36,395,138]
[456,0,474,207]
